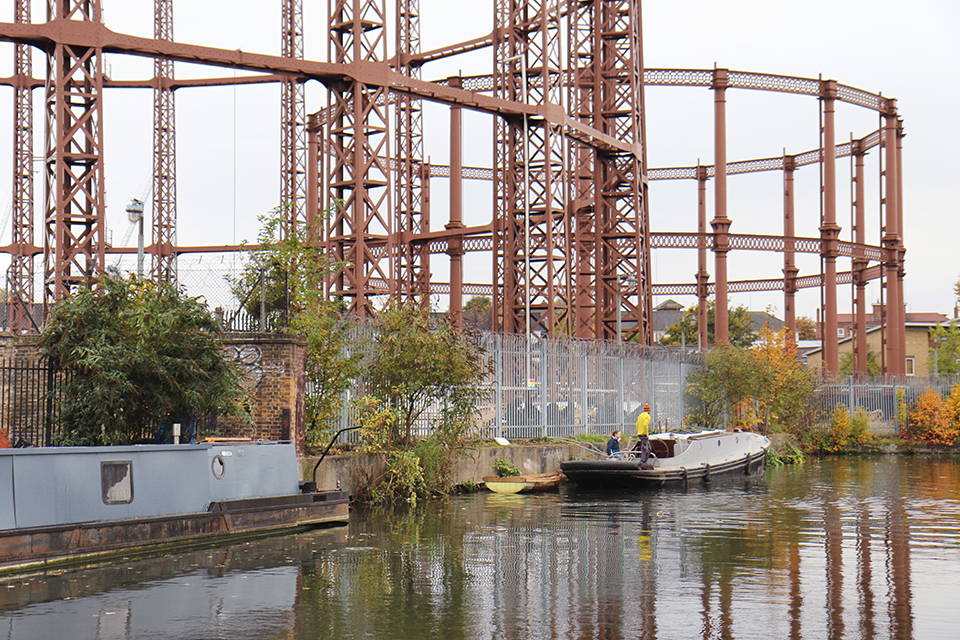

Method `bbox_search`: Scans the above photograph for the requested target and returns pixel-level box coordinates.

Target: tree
[40,274,245,446]
[231,204,335,331]
[796,316,817,340]
[233,205,361,449]
[686,327,814,433]
[463,296,491,312]
[750,327,815,431]
[839,351,882,376]
[367,297,487,446]
[685,343,756,429]
[929,321,960,375]
[661,301,757,348]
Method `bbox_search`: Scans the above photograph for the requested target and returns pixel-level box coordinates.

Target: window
[905,357,915,376]
[837,327,845,337]
[101,461,134,504]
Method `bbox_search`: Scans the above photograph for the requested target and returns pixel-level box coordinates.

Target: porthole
[102,461,133,504]
[212,454,226,479]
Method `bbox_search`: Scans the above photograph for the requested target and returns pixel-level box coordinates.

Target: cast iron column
[853,143,868,374]
[820,80,840,376]
[711,68,730,343]
[696,164,709,348]
[883,106,902,374]
[447,75,464,328]
[783,155,798,339]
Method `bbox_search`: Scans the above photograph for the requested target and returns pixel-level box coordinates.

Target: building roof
[747,311,784,333]
[654,299,684,311]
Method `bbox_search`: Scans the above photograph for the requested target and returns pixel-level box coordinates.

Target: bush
[850,407,871,446]
[768,441,805,467]
[493,458,521,477]
[368,451,429,505]
[907,388,957,447]
[40,275,245,446]
[946,383,960,432]
[828,404,852,452]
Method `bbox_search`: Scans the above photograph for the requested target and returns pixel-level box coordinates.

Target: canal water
[2,455,958,639]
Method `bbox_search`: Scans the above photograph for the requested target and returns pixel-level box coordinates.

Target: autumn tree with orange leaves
[686,327,814,433]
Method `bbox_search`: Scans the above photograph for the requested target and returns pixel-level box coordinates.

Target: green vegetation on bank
[236,207,488,504]
[493,458,521,477]
[767,441,805,467]
[346,299,488,505]
[232,204,361,452]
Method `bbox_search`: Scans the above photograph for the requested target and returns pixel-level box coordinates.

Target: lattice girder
[280,0,307,231]
[9,0,35,331]
[151,0,176,282]
[43,0,106,301]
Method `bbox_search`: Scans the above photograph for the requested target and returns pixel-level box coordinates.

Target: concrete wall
[301,443,600,495]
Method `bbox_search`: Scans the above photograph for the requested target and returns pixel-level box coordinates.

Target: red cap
[644,404,650,411]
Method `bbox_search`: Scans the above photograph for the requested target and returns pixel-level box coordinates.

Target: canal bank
[301,436,960,496]
[300,442,594,495]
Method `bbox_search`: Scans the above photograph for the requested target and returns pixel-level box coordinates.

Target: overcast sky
[0,0,956,320]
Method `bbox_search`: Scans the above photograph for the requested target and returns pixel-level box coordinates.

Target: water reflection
[2,456,958,639]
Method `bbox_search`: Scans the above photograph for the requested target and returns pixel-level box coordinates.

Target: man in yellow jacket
[636,404,651,436]
[635,404,652,464]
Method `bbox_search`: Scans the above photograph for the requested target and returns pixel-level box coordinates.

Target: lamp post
[125,198,145,276]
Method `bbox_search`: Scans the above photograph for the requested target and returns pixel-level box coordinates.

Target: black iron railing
[0,358,70,447]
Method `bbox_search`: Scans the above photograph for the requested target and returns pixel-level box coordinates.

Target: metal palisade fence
[812,374,960,435]
[326,327,704,441]
[477,333,703,439]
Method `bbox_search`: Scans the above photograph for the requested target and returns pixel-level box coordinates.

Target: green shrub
[850,407,870,446]
[493,458,521,478]
[828,404,852,451]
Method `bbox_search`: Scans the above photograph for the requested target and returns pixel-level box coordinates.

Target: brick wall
[218,333,307,455]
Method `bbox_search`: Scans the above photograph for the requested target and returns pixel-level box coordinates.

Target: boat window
[101,461,134,504]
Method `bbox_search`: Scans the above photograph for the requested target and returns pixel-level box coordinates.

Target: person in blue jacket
[606,429,622,458]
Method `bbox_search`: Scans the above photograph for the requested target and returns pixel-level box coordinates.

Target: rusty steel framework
[151,0,175,281]
[0,1,906,375]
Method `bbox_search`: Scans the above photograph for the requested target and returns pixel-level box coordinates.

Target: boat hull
[0,491,349,573]
[561,430,770,489]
